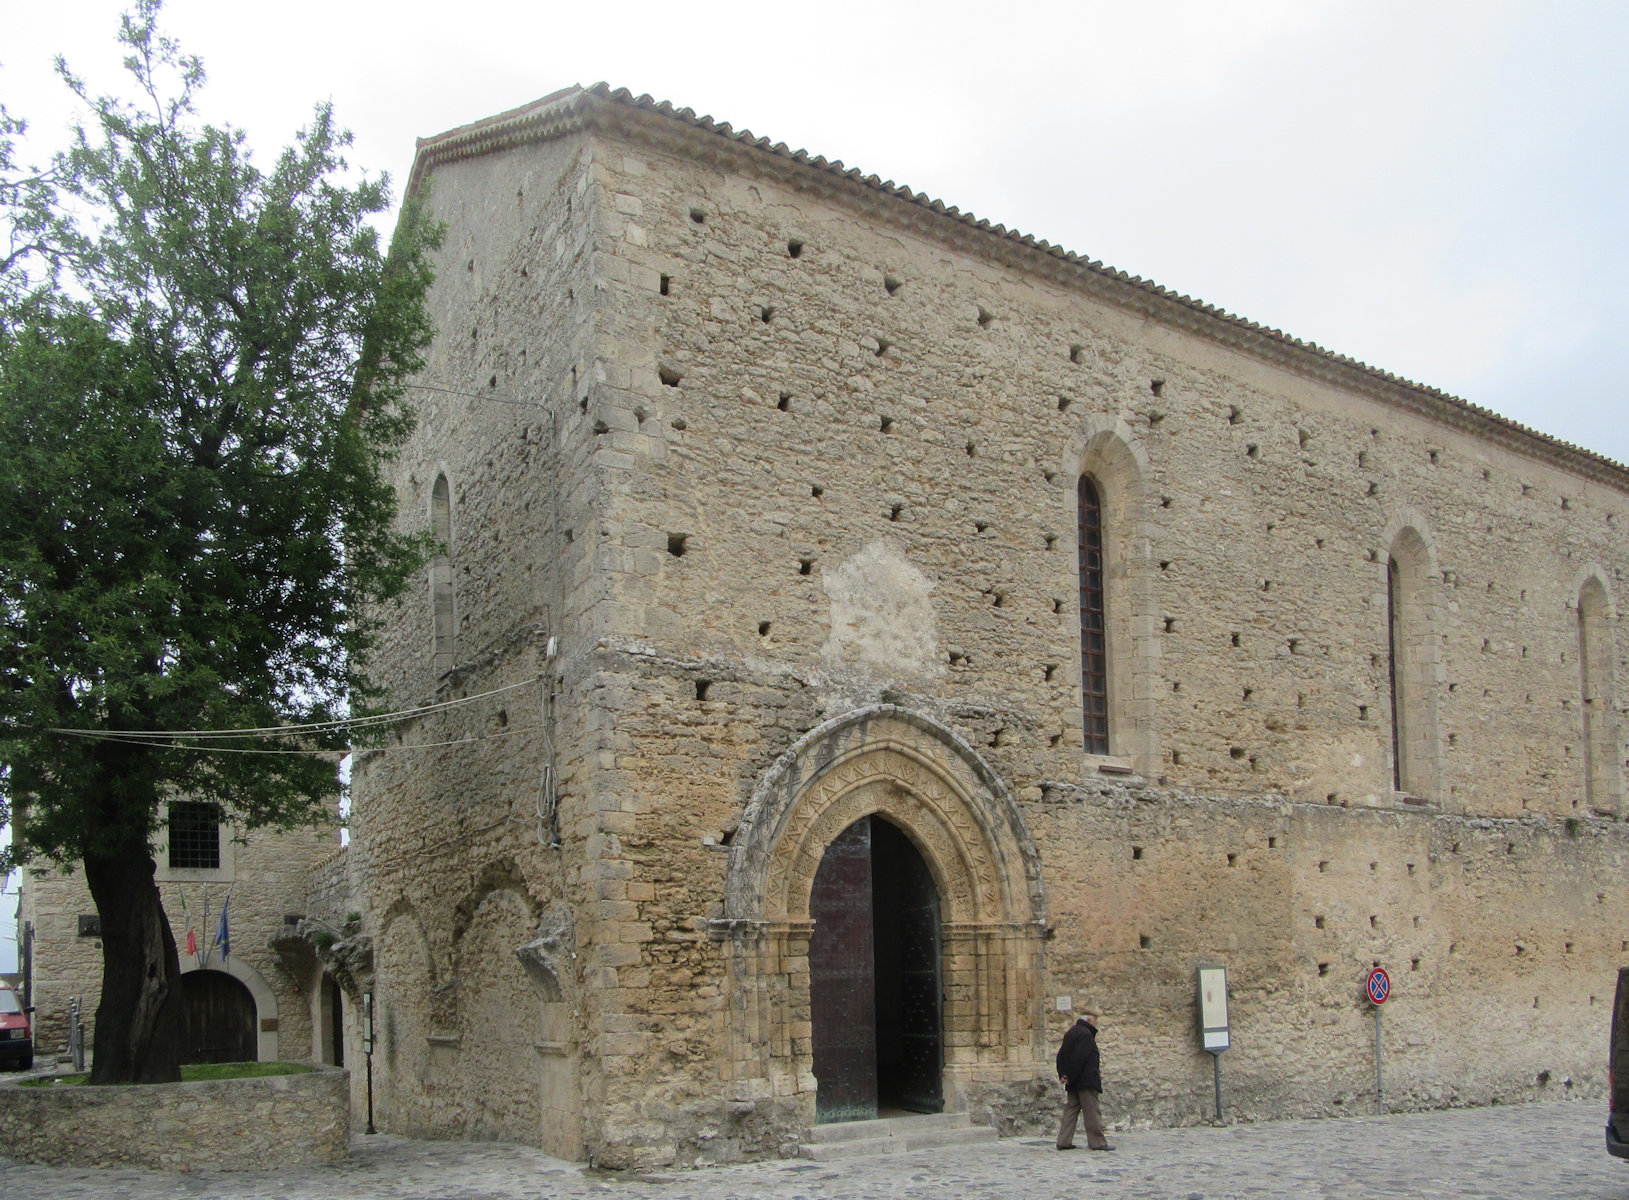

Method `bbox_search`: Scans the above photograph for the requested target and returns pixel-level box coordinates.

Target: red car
[0,986,31,1070]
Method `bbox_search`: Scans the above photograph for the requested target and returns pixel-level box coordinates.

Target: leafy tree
[0,2,439,1083]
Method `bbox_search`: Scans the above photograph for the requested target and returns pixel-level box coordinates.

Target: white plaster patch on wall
[821,540,942,685]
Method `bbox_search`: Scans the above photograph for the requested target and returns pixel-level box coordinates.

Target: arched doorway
[810,814,942,1122]
[178,969,257,1064]
[720,706,1050,1124]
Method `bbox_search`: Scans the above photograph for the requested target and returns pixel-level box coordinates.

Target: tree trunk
[84,843,184,1084]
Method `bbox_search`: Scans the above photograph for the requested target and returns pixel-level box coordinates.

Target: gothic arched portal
[718,706,1049,1122]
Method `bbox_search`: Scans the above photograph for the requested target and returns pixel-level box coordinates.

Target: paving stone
[5,1099,1626,1199]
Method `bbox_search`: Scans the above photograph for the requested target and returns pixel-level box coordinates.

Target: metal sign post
[1197,965,1231,1121]
[362,991,377,1135]
[1366,967,1390,1115]
[67,996,84,1072]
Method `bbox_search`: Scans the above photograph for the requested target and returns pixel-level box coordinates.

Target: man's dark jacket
[1056,1018,1102,1093]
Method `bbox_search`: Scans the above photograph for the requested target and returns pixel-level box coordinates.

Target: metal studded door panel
[873,818,943,1114]
[809,818,878,1123]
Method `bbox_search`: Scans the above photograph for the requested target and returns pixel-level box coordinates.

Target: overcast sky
[2,1,1625,968]
[8,0,1628,460]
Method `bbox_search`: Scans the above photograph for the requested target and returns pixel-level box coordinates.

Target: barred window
[431,473,455,675]
[168,802,222,870]
[1387,556,1404,793]
[1078,476,1109,754]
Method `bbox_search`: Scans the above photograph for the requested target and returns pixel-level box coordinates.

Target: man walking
[1056,1007,1114,1151]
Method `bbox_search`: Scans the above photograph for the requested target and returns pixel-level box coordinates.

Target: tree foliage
[0,2,439,1080]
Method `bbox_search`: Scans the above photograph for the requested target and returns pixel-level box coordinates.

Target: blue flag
[215,896,230,962]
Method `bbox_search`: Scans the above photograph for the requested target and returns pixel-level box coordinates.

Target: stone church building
[332,85,1629,1166]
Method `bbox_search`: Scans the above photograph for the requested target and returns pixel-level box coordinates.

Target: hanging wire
[45,678,538,743]
[46,727,528,757]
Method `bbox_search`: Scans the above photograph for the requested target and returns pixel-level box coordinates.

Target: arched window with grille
[431,473,454,676]
[1386,554,1405,792]
[1078,475,1109,755]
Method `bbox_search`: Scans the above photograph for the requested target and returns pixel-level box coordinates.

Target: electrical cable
[44,678,538,742]
[39,726,529,757]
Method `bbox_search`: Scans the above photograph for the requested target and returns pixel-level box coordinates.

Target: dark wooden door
[872,818,944,1113]
[810,815,944,1122]
[178,969,257,1064]
[325,975,344,1067]
[809,818,878,1123]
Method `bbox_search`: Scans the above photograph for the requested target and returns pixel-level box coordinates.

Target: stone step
[800,1112,999,1160]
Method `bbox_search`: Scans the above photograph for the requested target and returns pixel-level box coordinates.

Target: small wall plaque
[77,914,101,937]
[1198,965,1230,1052]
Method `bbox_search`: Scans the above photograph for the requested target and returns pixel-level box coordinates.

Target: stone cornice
[407,84,1629,493]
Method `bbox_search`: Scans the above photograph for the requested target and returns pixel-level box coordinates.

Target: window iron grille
[1078,476,1109,755]
[168,801,222,870]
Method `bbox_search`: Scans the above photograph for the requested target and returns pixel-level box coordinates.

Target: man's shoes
[1090,1144,1116,1151]
[1056,1144,1078,1151]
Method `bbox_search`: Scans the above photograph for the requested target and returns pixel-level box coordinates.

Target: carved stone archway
[716,706,1049,1118]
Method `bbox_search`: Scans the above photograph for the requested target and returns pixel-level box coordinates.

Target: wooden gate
[178,969,257,1064]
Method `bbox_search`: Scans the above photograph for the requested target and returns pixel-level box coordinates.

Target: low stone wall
[0,1066,350,1171]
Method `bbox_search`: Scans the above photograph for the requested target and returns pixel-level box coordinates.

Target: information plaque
[1198,965,1230,1052]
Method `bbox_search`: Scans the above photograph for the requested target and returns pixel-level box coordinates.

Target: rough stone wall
[561,115,1626,1154]
[18,821,336,1061]
[582,124,1626,823]
[1030,782,1629,1130]
[304,846,355,930]
[0,1066,349,1170]
[349,127,598,1161]
[358,92,1629,1168]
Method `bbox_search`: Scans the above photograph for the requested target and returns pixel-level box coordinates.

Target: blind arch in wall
[1385,525,1442,800]
[1578,575,1622,814]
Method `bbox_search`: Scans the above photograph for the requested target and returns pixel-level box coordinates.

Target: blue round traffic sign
[1366,967,1391,1005]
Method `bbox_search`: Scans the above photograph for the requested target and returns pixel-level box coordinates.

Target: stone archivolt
[727,706,1044,926]
[717,706,1049,1107]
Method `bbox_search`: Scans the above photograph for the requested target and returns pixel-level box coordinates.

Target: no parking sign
[1366,967,1390,1114]
[1366,966,1390,1006]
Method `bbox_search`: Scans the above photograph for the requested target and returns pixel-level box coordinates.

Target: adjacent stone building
[310,84,1627,1165]
[16,806,348,1073]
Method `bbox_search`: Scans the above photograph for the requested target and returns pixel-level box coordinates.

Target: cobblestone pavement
[7,1099,1629,1200]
